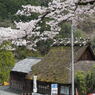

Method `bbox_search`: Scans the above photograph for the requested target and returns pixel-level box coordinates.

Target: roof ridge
[26,57,42,59]
[52,38,90,47]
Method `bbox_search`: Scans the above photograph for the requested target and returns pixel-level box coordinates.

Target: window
[60,86,69,95]
[38,84,50,94]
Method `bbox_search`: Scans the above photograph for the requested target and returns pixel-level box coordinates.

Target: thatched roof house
[26,44,95,84]
[10,43,95,95]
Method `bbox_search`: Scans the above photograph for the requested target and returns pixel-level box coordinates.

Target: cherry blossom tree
[14,0,95,48]
[0,0,95,50]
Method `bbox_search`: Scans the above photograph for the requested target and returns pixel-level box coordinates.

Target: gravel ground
[0,86,22,95]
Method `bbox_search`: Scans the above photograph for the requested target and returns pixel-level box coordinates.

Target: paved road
[0,86,22,95]
[0,86,45,95]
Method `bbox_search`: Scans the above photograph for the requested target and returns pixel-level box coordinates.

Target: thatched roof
[75,61,95,73]
[26,45,95,84]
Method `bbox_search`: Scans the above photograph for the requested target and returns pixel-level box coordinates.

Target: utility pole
[71,21,75,95]
[71,0,75,94]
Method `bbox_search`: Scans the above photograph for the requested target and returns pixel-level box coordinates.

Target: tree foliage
[36,39,53,55]
[59,22,71,38]
[0,0,51,19]
[77,16,95,33]
[75,65,95,95]
[0,41,15,83]
[75,71,87,95]
[15,45,41,59]
[57,22,85,39]
[86,66,95,94]
[0,0,50,27]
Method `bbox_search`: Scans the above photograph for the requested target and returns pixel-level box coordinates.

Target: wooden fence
[20,93,32,95]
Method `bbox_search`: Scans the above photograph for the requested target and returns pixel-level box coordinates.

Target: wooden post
[33,76,37,93]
